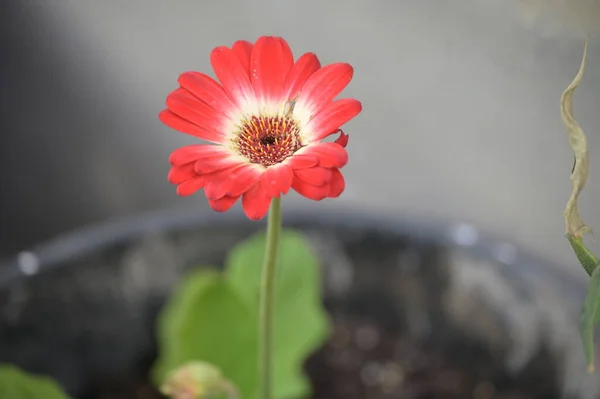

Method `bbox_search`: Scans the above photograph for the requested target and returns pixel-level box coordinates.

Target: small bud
[160,361,237,399]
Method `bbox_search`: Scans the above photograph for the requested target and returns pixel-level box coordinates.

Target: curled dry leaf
[562,37,591,239]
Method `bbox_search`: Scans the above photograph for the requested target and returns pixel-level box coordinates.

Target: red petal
[250,36,294,105]
[291,177,330,201]
[283,53,321,101]
[177,72,235,114]
[168,163,196,184]
[305,98,362,142]
[260,164,293,197]
[294,167,332,186]
[176,177,206,196]
[242,184,272,220]
[285,153,319,169]
[231,40,253,77]
[334,131,349,148]
[194,155,244,175]
[302,142,348,168]
[169,145,230,166]
[165,88,229,142]
[204,164,262,199]
[210,46,256,109]
[208,195,239,212]
[159,110,227,144]
[296,63,354,114]
[328,168,345,198]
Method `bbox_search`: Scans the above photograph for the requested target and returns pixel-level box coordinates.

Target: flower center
[235,114,302,167]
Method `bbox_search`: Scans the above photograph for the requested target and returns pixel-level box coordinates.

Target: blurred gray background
[1,0,599,281]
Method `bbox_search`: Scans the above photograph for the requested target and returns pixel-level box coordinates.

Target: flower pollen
[235,114,302,167]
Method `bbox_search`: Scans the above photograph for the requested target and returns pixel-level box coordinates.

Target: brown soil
[87,314,556,399]
[305,316,555,399]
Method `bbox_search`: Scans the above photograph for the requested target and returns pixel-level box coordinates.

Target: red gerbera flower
[160,36,362,220]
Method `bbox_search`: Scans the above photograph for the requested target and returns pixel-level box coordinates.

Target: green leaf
[566,234,600,277]
[226,230,330,399]
[580,267,600,373]
[153,230,330,399]
[0,364,71,399]
[153,269,258,397]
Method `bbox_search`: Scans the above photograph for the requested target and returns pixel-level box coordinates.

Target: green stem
[258,196,282,399]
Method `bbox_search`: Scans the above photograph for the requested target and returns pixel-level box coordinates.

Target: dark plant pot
[0,206,597,399]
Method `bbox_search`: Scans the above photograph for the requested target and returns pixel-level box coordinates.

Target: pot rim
[0,204,585,294]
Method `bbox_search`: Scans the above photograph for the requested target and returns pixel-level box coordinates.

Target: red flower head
[160,36,362,220]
